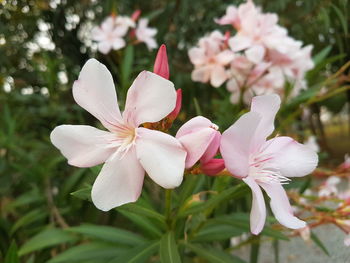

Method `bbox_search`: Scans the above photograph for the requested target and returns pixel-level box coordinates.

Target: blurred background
[0,0,349,262]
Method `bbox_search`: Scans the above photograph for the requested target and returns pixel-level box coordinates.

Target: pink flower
[188,31,235,87]
[176,116,221,171]
[50,59,186,211]
[92,16,131,54]
[220,94,318,234]
[339,154,350,170]
[135,18,158,50]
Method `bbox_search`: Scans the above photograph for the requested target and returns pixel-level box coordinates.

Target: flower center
[108,124,137,158]
[248,146,290,185]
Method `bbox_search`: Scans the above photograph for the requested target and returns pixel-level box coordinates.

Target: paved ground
[235,225,350,263]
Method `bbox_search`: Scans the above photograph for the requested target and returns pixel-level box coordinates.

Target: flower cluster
[91,11,157,54]
[51,45,318,235]
[188,0,314,104]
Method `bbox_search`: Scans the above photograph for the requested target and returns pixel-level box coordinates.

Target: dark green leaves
[160,232,182,263]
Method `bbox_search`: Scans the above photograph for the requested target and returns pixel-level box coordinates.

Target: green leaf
[312,46,332,65]
[118,209,162,238]
[10,209,47,235]
[70,186,91,201]
[212,213,289,241]
[331,4,348,35]
[117,203,166,227]
[192,224,243,242]
[47,242,125,263]
[108,241,160,263]
[66,224,146,246]
[19,228,77,256]
[310,232,330,256]
[185,243,246,263]
[5,241,19,263]
[160,232,181,263]
[178,184,248,218]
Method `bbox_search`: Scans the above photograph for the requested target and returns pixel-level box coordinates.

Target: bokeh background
[0,0,349,262]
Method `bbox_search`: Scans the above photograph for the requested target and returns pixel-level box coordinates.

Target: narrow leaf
[160,232,181,263]
[5,241,19,263]
[310,232,330,256]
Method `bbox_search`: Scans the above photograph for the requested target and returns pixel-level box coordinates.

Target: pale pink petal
[188,47,207,65]
[98,41,112,54]
[259,182,306,229]
[228,35,252,52]
[112,38,126,50]
[243,177,266,235]
[72,59,122,131]
[123,71,176,127]
[201,131,221,163]
[250,94,281,149]
[50,125,116,168]
[91,27,105,41]
[220,112,261,178]
[176,116,213,138]
[216,50,235,65]
[263,137,318,178]
[245,45,266,64]
[101,17,114,32]
[210,65,227,87]
[136,128,186,188]
[215,6,239,26]
[191,66,211,83]
[177,127,217,168]
[91,147,145,211]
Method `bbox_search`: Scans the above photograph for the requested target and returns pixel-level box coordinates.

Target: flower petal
[176,116,214,138]
[201,131,221,163]
[177,127,217,168]
[243,177,266,235]
[250,94,281,149]
[72,59,122,131]
[210,65,227,87]
[123,71,176,127]
[136,128,186,188]
[245,45,266,64]
[228,35,252,52]
[91,147,145,211]
[220,112,261,178]
[259,182,306,229]
[50,125,115,168]
[263,136,318,177]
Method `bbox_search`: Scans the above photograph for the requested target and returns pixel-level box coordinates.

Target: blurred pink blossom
[318,176,341,197]
[188,31,235,87]
[220,94,318,234]
[135,18,158,50]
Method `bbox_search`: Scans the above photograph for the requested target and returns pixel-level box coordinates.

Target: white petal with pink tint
[136,128,186,188]
[210,65,228,87]
[123,71,176,127]
[176,116,214,137]
[264,137,318,178]
[50,125,116,168]
[177,127,217,168]
[243,177,266,235]
[229,35,252,52]
[260,182,306,229]
[250,94,281,149]
[245,45,266,64]
[72,59,122,130]
[201,132,221,163]
[188,47,206,65]
[191,67,211,83]
[91,148,145,211]
[221,112,261,178]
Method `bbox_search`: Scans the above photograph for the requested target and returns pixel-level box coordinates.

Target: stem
[250,235,260,263]
[165,189,173,227]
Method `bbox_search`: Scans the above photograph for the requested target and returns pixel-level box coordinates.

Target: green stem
[250,235,260,263]
[165,189,173,227]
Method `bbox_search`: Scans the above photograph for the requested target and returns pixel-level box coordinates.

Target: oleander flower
[51,59,186,211]
[220,94,318,234]
[91,16,129,54]
[135,18,158,50]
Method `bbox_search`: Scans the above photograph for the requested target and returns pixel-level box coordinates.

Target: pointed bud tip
[153,44,169,79]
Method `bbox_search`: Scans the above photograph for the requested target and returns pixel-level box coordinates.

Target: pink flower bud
[131,9,141,21]
[153,44,169,80]
[201,158,225,176]
[167,89,182,121]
